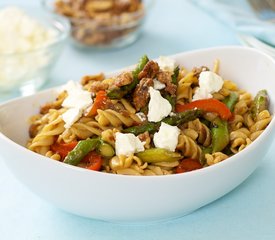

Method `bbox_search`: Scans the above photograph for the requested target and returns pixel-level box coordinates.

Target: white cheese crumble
[62,108,82,129]
[153,122,180,152]
[136,112,147,122]
[153,79,165,90]
[192,71,224,101]
[193,87,213,100]
[157,56,176,72]
[115,132,145,156]
[60,80,82,93]
[62,84,92,110]
[148,87,172,122]
[61,81,93,129]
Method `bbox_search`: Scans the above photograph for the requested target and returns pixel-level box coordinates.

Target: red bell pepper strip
[82,151,103,171]
[175,98,232,120]
[176,158,202,174]
[51,141,78,159]
[86,90,108,117]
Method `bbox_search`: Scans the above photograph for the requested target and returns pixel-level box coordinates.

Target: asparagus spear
[123,109,202,135]
[211,117,229,153]
[171,66,180,85]
[251,89,269,121]
[64,138,100,165]
[223,92,239,112]
[162,109,202,126]
[132,55,150,79]
[136,148,182,163]
[123,122,161,135]
[107,55,149,99]
[163,93,176,111]
[98,141,115,158]
[64,138,114,165]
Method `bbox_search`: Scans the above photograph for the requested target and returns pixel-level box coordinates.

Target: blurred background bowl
[42,0,152,49]
[0,4,70,96]
[238,34,275,58]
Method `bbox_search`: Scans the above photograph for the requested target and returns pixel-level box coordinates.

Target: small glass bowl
[0,5,70,96]
[42,0,151,49]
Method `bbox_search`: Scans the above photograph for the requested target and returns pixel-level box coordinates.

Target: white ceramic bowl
[0,46,275,223]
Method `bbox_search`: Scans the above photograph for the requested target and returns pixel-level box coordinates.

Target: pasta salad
[27,55,272,175]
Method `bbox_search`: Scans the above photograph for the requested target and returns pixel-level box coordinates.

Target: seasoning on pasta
[27,55,272,176]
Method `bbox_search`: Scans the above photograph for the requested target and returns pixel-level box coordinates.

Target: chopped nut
[85,0,114,12]
[89,81,109,93]
[157,70,177,96]
[138,61,160,80]
[81,73,105,85]
[133,77,153,111]
[115,72,133,87]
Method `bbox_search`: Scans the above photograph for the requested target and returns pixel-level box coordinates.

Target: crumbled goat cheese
[153,79,166,90]
[115,132,145,156]
[136,112,147,122]
[157,56,176,72]
[192,71,224,101]
[148,87,172,122]
[153,122,180,152]
[62,82,92,110]
[62,108,82,129]
[61,81,93,128]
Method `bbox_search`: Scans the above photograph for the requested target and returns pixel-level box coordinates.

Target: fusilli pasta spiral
[28,109,65,155]
[96,109,141,127]
[176,133,202,160]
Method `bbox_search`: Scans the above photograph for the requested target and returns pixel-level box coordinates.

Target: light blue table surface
[1,0,275,239]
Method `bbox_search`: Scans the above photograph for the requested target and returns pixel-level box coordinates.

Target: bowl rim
[0,45,274,180]
[0,3,71,57]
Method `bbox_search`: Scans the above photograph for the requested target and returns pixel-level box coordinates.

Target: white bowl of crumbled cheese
[0,5,70,95]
